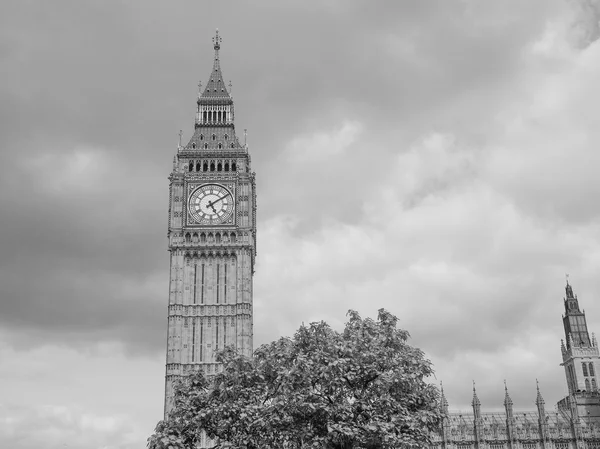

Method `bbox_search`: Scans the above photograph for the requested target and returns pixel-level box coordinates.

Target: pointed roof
[472,381,481,407]
[566,277,575,300]
[535,379,545,408]
[199,29,232,102]
[503,380,513,407]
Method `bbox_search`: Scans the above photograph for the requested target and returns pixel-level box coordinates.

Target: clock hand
[207,192,231,209]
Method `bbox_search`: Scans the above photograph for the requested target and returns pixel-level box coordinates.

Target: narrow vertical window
[590,363,595,376]
[200,322,203,361]
[191,319,196,362]
[193,264,197,304]
[224,263,227,303]
[583,362,589,377]
[223,322,226,347]
[216,322,219,349]
[216,263,220,304]
[201,263,205,304]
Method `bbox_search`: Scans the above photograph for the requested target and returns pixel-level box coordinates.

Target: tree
[148,309,443,449]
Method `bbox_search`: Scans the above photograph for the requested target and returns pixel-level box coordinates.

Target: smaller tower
[558,279,600,424]
[504,381,517,448]
[472,381,483,447]
[535,380,550,447]
[439,382,449,449]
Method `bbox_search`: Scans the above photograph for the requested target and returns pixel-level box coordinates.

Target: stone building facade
[432,281,600,449]
[163,30,256,417]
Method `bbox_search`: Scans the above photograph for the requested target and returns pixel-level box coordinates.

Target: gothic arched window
[212,134,216,141]
[583,363,589,377]
[224,162,229,171]
[204,143,208,149]
[218,143,222,149]
[188,161,193,172]
[231,162,236,171]
[200,134,204,141]
[592,378,598,392]
[196,162,201,172]
[210,162,215,172]
[200,233,206,244]
[585,379,591,391]
[185,233,191,244]
[203,162,208,172]
[590,363,595,376]
[192,143,196,149]
[217,163,222,172]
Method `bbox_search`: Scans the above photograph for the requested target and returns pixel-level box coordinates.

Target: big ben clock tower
[164,30,256,415]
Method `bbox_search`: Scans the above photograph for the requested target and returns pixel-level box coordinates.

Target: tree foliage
[148,309,442,449]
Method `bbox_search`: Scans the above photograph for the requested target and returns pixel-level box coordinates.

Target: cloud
[0,403,142,449]
[283,121,362,162]
[568,0,600,48]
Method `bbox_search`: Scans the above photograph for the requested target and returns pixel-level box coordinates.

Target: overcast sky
[2,0,600,447]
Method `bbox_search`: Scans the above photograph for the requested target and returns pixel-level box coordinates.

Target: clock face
[188,184,234,225]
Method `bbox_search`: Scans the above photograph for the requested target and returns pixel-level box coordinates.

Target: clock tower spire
[163,31,257,421]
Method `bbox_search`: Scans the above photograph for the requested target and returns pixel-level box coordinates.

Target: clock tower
[164,30,256,415]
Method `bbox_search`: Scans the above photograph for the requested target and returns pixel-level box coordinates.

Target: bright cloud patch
[283,121,363,162]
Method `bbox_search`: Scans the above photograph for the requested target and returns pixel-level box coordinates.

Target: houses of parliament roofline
[431,280,600,449]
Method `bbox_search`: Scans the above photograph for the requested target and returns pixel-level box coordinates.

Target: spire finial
[566,273,570,285]
[228,80,232,93]
[213,28,221,51]
[504,380,513,408]
[178,130,183,148]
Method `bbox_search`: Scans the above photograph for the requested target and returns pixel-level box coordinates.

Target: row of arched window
[582,361,596,377]
[199,133,228,141]
[185,231,236,244]
[585,378,598,392]
[188,159,237,172]
[191,142,235,149]
[202,110,228,123]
